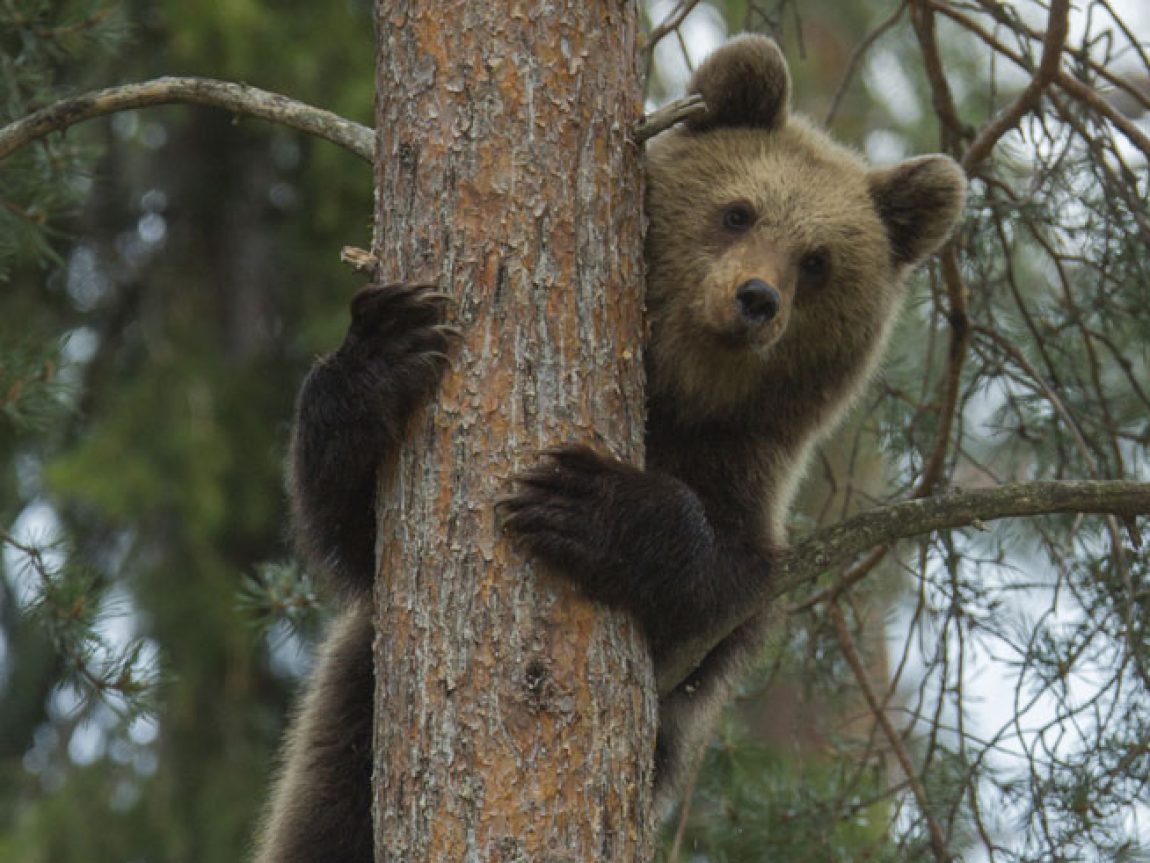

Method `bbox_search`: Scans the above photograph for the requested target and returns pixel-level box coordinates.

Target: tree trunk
[370,4,655,860]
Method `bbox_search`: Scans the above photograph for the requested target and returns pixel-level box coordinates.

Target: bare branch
[928,0,1150,162]
[972,0,1150,118]
[634,94,706,143]
[829,603,952,861]
[962,0,1070,173]
[1054,69,1150,161]
[656,479,1150,693]
[776,480,1150,599]
[642,0,705,62]
[0,76,373,163]
[910,0,966,154]
[914,245,969,497]
[824,0,909,128]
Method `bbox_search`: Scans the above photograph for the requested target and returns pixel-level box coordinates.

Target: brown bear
[254,34,966,862]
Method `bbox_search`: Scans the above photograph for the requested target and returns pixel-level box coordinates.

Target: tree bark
[370,4,655,861]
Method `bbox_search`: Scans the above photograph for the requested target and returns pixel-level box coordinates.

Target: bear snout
[736,278,781,323]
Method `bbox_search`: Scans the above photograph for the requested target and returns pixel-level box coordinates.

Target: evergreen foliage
[2,1,1148,860]
[1,2,371,859]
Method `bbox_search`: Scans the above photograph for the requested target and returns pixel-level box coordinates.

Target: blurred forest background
[2,1,1149,861]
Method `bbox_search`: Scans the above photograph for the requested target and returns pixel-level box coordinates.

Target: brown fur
[252,604,374,863]
[256,35,967,858]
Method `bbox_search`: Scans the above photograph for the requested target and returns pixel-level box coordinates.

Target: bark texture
[370,4,655,861]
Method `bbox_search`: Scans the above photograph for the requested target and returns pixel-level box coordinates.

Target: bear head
[644,34,967,430]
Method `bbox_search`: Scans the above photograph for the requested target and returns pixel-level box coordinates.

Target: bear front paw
[345,282,458,356]
[499,445,625,590]
[501,445,718,619]
[336,283,460,404]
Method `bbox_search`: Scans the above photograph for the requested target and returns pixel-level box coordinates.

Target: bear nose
[736,279,781,323]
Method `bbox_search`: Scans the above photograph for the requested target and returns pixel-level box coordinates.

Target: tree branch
[776,479,1150,600]
[657,480,1150,692]
[914,244,969,497]
[0,76,374,163]
[633,94,706,143]
[910,0,966,155]
[824,0,909,128]
[642,0,706,62]
[927,0,1150,163]
[961,0,1070,173]
[828,602,951,861]
[1,75,704,160]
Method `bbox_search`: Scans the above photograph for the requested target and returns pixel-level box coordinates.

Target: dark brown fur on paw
[500,445,621,580]
[346,283,457,353]
[338,283,460,398]
[500,445,717,632]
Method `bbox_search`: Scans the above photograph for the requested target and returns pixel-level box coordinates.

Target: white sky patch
[137,211,167,245]
[67,720,105,766]
[865,129,910,164]
[266,619,314,680]
[0,628,8,693]
[61,325,100,366]
[648,0,727,101]
[129,713,159,747]
[865,49,924,126]
[65,244,111,313]
[3,502,65,610]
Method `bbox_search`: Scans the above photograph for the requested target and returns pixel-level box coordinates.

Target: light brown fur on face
[645,118,907,424]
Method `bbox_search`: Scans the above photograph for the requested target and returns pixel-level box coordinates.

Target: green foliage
[4,531,163,715]
[238,559,322,637]
[1,1,373,860]
[0,1,129,277]
[0,338,66,429]
[668,735,908,862]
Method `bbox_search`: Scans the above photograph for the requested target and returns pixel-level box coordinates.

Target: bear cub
[253,34,966,863]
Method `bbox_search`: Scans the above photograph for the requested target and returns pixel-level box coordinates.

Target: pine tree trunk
[369,4,655,860]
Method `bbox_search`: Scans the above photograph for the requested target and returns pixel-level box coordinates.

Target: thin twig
[633,94,707,143]
[913,245,969,498]
[828,602,952,862]
[927,0,1150,162]
[0,76,373,163]
[34,6,113,38]
[789,545,889,613]
[824,0,909,128]
[972,0,1150,117]
[962,0,1070,173]
[642,0,705,62]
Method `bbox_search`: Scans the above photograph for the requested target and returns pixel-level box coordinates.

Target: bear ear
[685,34,792,133]
[869,155,968,268]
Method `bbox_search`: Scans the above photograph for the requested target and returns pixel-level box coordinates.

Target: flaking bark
[369,4,655,861]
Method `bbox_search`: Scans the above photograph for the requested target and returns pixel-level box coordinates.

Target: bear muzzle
[736,278,781,323]
[706,283,790,352]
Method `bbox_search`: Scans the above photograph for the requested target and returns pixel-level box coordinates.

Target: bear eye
[721,202,756,233]
[799,248,830,281]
